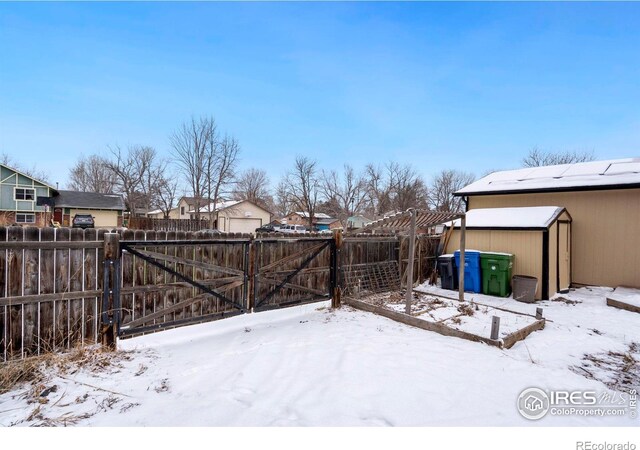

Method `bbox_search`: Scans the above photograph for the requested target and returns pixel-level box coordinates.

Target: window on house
[15,188,35,201]
[181,206,185,215]
[16,213,36,223]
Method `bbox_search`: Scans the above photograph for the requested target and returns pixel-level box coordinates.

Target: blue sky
[1,2,639,189]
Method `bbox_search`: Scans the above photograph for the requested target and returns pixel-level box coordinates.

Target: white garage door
[70,209,118,228]
[228,218,262,234]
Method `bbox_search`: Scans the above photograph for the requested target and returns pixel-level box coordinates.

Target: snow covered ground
[376,290,539,339]
[1,286,638,427]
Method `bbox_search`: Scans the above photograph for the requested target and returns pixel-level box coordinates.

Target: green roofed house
[0,163,57,227]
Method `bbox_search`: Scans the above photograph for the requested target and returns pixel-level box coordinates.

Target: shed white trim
[449,206,565,229]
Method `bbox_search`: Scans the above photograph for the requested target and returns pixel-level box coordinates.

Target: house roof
[193,199,272,215]
[147,207,178,215]
[1,163,57,192]
[448,206,568,230]
[316,217,341,225]
[455,158,640,196]
[292,212,333,219]
[54,190,126,210]
[195,200,241,213]
[180,196,212,206]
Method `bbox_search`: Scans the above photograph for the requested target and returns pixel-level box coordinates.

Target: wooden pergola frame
[353,209,467,312]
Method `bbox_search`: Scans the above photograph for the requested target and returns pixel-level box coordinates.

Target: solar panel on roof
[604,162,640,175]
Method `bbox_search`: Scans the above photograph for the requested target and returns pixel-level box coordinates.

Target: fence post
[245,238,253,312]
[490,315,500,340]
[101,232,120,350]
[404,209,417,315]
[331,229,343,308]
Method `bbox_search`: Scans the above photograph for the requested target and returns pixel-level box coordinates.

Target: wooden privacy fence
[0,227,105,362]
[1,227,438,362]
[127,217,211,232]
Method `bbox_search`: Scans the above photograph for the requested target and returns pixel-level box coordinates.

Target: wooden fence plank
[128,248,245,277]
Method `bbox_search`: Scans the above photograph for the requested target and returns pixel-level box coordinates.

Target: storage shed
[445,206,572,300]
[455,158,640,289]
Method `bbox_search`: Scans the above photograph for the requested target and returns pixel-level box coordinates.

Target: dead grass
[551,296,580,305]
[1,345,132,398]
[570,342,640,392]
[0,356,50,395]
[1,346,141,427]
[457,303,475,317]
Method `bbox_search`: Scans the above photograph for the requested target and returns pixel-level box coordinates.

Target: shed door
[558,221,571,291]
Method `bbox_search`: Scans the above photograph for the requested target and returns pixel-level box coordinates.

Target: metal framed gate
[98,233,340,345]
[108,236,251,339]
[251,237,338,312]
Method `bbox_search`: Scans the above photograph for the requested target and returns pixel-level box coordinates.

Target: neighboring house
[147,207,179,219]
[283,212,335,229]
[0,163,56,226]
[178,196,212,220]
[455,158,640,290]
[194,200,272,234]
[315,217,342,231]
[346,215,373,230]
[53,190,126,228]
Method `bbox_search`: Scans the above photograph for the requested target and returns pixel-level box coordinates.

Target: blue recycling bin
[454,250,482,293]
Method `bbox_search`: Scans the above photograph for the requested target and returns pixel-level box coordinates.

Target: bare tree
[170,116,212,220]
[282,156,320,229]
[204,133,239,228]
[522,147,595,167]
[363,163,393,217]
[363,162,428,216]
[274,179,293,218]
[233,168,272,209]
[388,162,429,212]
[428,170,475,213]
[67,154,117,193]
[320,164,367,226]
[156,175,179,219]
[103,145,164,214]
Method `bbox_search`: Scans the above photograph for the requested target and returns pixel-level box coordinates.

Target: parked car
[72,214,95,229]
[255,224,278,233]
[280,224,307,234]
[196,229,222,235]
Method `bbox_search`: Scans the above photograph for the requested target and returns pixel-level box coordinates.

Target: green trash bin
[480,252,514,297]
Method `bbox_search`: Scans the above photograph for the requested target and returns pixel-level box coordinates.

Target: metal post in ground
[101,232,120,350]
[459,214,466,302]
[405,209,417,315]
[331,229,343,308]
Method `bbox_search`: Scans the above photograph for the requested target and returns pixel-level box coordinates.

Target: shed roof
[449,206,567,230]
[54,191,126,210]
[455,158,640,196]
